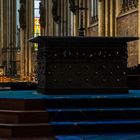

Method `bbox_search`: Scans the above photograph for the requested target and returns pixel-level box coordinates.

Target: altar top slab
[29,36,139,44]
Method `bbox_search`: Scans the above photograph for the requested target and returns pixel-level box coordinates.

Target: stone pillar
[63,0,66,36]
[19,0,26,79]
[9,0,17,76]
[138,1,140,64]
[0,0,3,66]
[67,0,70,36]
[45,0,49,35]
[44,0,47,35]
[74,14,77,36]
[49,0,54,36]
[105,0,109,36]
[1,0,21,77]
[45,0,55,36]
[20,30,25,78]
[116,0,121,16]
[109,0,116,37]
[67,1,71,36]
[27,0,34,77]
[60,0,64,36]
[98,0,105,36]
[19,0,34,80]
[8,0,11,75]
[110,0,113,36]
[84,0,88,36]
[75,0,79,36]
[115,0,121,36]
[3,0,9,75]
[40,0,46,36]
[1,0,17,76]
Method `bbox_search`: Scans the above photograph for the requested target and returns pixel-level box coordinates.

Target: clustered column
[19,0,34,80]
[98,0,115,36]
[0,0,3,66]
[0,0,17,76]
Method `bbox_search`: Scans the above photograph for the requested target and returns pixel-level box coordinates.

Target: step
[55,134,140,140]
[0,123,53,138]
[50,120,140,135]
[0,110,49,124]
[0,99,46,110]
[48,108,140,121]
[0,137,55,140]
[45,97,140,108]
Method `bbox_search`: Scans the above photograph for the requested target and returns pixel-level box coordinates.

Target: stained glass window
[34,0,41,51]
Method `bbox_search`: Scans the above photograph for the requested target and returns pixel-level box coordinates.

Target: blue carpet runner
[0,90,139,99]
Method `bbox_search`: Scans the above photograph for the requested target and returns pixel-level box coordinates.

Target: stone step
[48,108,140,121]
[0,110,49,124]
[0,99,46,110]
[0,123,53,138]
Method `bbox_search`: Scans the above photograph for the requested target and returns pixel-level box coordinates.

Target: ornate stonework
[121,0,138,13]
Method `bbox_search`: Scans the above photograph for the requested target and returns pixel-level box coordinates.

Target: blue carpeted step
[55,134,140,140]
[1,90,140,137]
[45,97,140,109]
[48,108,140,121]
[50,120,140,135]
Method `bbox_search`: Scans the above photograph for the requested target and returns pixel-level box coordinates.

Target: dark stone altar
[30,36,138,94]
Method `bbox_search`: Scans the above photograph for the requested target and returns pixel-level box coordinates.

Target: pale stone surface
[117,11,138,67]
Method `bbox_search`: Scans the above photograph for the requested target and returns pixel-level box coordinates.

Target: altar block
[30,36,138,94]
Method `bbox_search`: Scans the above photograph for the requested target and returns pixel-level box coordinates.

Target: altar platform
[0,90,140,139]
